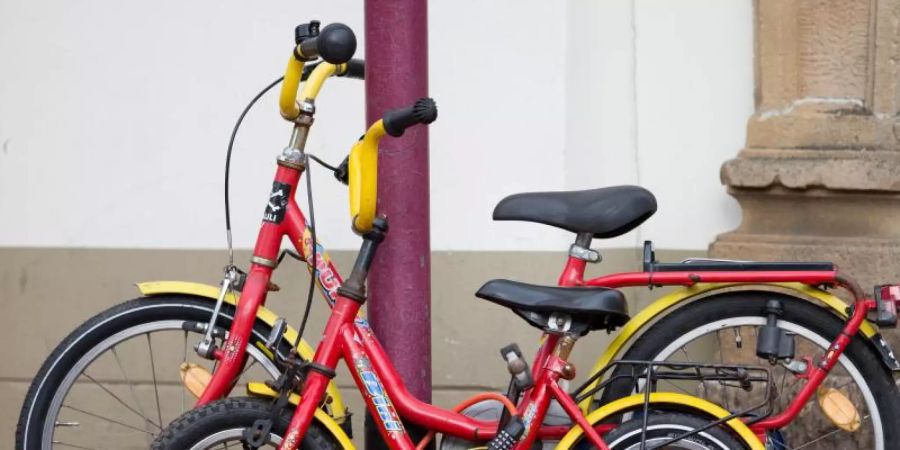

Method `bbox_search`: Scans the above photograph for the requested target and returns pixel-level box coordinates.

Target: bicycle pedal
[242,418,273,449]
[265,318,288,352]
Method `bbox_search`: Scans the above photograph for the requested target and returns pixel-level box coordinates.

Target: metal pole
[364,0,431,447]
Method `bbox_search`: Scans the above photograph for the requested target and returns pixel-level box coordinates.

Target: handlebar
[382,98,438,137]
[279,21,359,120]
[349,98,438,232]
[301,59,365,81]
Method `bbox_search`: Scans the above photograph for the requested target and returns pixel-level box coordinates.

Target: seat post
[551,333,578,381]
[569,232,601,263]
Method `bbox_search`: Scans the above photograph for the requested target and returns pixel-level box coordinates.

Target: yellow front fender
[556,392,764,450]
[578,282,880,412]
[135,281,348,421]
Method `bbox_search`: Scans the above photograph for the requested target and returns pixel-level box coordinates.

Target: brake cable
[226,74,336,449]
[224,76,285,267]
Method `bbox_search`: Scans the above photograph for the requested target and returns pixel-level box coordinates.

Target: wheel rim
[188,428,282,450]
[39,308,280,450]
[648,317,883,450]
[607,424,730,450]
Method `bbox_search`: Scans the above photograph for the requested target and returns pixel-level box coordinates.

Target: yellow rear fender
[578,282,893,412]
[555,392,764,450]
[135,281,348,419]
[247,382,355,450]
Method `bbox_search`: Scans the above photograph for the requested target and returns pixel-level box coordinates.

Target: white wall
[0,1,750,252]
[564,0,750,250]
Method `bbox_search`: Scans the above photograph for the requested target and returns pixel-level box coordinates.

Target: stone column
[712,0,900,350]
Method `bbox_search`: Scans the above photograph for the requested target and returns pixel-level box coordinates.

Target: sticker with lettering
[263,181,291,224]
[354,356,404,433]
[302,228,341,304]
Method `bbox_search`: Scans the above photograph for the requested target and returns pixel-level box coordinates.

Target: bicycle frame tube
[193,163,606,449]
[279,291,612,450]
[196,162,345,405]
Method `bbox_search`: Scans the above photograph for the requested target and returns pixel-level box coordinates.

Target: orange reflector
[179,362,212,399]
[817,387,861,432]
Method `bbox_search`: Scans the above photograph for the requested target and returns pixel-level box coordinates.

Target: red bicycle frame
[195,160,614,450]
[195,155,878,448]
[559,254,877,440]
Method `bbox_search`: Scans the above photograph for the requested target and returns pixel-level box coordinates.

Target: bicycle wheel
[598,292,900,450]
[151,397,337,450]
[17,295,291,450]
[603,412,749,450]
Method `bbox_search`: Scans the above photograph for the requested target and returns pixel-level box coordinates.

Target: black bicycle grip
[297,22,357,64]
[341,58,365,79]
[382,98,438,137]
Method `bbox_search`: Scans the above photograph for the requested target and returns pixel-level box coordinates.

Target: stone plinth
[712,0,900,354]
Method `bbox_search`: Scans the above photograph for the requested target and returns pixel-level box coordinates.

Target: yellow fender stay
[555,392,765,450]
[247,382,355,450]
[578,282,881,412]
[135,281,350,431]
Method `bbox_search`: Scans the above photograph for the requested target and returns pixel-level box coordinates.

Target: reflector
[881,285,900,302]
[179,362,212,399]
[817,387,861,432]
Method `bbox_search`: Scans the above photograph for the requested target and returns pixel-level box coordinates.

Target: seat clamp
[569,244,601,263]
[547,312,573,333]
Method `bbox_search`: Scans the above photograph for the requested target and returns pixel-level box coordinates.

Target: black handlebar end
[342,59,365,80]
[383,98,438,137]
[318,23,357,64]
[295,21,321,45]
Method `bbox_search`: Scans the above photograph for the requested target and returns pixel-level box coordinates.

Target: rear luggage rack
[573,360,774,450]
[642,241,835,273]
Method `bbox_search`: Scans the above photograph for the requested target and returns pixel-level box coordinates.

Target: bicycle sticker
[263,181,291,224]
[302,228,340,304]
[520,402,538,440]
[354,355,404,433]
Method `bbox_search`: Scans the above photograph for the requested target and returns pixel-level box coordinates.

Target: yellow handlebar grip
[279,54,305,120]
[349,120,387,233]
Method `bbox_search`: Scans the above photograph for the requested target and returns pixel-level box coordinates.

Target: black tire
[151,397,337,450]
[603,412,748,449]
[599,292,900,449]
[16,295,292,450]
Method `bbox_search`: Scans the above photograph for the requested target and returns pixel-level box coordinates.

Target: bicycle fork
[196,264,275,405]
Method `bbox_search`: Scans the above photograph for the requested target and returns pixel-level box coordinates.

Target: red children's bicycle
[20,20,900,450]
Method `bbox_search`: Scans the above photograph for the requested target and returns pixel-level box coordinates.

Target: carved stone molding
[712,0,900,350]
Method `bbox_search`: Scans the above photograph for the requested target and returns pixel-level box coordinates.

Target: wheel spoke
[61,404,156,436]
[239,358,260,379]
[111,346,149,421]
[659,378,698,397]
[146,333,165,430]
[790,414,870,449]
[52,440,99,450]
[80,371,161,429]
[715,329,731,411]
